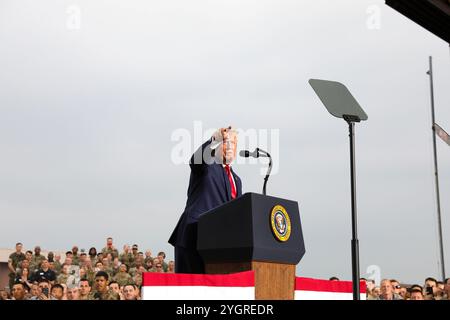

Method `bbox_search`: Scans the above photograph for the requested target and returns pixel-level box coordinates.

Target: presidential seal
[270,205,291,242]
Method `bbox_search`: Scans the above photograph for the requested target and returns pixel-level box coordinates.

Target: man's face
[145,250,151,257]
[21,259,29,269]
[41,260,49,269]
[123,286,137,300]
[410,291,424,300]
[62,265,69,274]
[65,257,72,266]
[107,239,113,247]
[119,264,127,273]
[373,287,381,296]
[12,284,26,300]
[109,283,120,293]
[366,280,375,292]
[425,280,436,293]
[30,284,39,297]
[391,281,400,294]
[38,282,50,296]
[380,280,393,296]
[72,247,78,254]
[16,244,22,253]
[26,252,32,260]
[222,133,237,165]
[79,281,91,295]
[51,287,64,300]
[35,246,41,255]
[67,287,79,300]
[55,254,61,261]
[95,276,108,292]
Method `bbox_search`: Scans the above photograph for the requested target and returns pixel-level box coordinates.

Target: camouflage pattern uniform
[79,294,90,300]
[119,252,135,268]
[101,247,119,259]
[133,273,143,287]
[128,266,138,277]
[85,268,96,287]
[53,260,62,274]
[104,266,114,280]
[88,289,120,300]
[30,254,46,273]
[8,252,25,290]
[72,254,80,266]
[113,272,133,287]
[57,273,69,285]
[144,256,154,266]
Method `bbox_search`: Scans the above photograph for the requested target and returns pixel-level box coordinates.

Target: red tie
[225,165,237,199]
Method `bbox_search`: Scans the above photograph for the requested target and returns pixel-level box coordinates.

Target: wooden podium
[197,193,305,300]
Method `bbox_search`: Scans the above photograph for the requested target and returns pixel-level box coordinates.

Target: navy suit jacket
[168,139,242,249]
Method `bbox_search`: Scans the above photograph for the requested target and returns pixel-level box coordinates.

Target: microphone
[239,149,257,158]
[239,148,273,195]
[239,149,269,158]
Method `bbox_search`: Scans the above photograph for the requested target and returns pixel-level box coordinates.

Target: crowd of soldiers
[331,276,450,300]
[3,239,450,301]
[1,239,174,300]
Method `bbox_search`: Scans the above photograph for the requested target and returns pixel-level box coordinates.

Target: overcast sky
[1,0,449,284]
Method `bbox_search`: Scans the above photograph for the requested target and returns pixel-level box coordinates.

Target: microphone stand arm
[257,148,272,195]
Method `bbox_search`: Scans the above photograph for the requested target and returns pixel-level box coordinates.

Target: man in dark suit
[168,126,242,274]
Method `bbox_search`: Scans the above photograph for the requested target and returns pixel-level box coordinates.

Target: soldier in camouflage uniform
[131,244,139,267]
[78,279,91,300]
[148,258,161,273]
[101,258,114,279]
[144,250,153,266]
[101,237,119,259]
[8,243,25,290]
[17,259,30,277]
[24,250,33,264]
[47,251,54,263]
[79,252,88,268]
[108,281,124,300]
[119,244,134,269]
[144,258,153,271]
[30,246,46,273]
[57,264,70,285]
[133,266,146,287]
[157,251,169,272]
[71,246,80,266]
[53,254,62,274]
[112,257,121,276]
[113,264,132,287]
[88,271,120,300]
